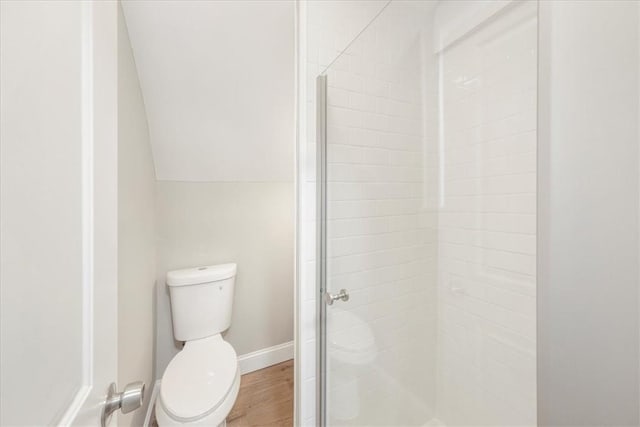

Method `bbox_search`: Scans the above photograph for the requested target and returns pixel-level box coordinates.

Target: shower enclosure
[316,1,538,425]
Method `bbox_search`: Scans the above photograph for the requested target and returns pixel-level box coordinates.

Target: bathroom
[0,0,639,426]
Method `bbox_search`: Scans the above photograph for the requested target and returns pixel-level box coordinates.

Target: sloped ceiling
[121,0,294,182]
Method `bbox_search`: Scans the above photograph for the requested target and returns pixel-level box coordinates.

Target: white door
[1,1,120,425]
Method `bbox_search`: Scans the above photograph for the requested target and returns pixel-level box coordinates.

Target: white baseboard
[238,341,294,375]
[143,380,161,427]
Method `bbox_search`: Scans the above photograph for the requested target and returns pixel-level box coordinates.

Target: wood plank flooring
[151,360,294,427]
[227,359,294,427]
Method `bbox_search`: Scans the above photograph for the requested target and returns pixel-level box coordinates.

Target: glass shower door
[317,3,440,425]
[317,1,538,426]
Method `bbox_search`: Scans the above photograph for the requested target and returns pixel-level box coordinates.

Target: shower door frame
[315,73,328,427]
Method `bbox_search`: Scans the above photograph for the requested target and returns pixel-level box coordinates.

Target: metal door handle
[101,381,145,426]
[325,289,349,305]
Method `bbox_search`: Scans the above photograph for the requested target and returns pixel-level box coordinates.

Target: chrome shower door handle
[324,289,349,305]
[101,381,145,426]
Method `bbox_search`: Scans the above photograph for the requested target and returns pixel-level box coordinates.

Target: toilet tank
[166,263,237,341]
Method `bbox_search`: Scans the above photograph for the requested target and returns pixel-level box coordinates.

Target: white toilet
[156,263,240,427]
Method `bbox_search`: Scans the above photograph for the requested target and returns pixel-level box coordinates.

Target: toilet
[156,263,240,427]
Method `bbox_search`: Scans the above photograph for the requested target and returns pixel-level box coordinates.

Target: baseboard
[143,379,161,427]
[238,341,294,375]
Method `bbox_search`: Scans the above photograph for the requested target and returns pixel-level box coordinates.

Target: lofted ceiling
[121,0,295,182]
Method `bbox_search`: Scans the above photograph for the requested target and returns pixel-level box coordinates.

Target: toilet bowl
[156,263,240,427]
[156,335,240,426]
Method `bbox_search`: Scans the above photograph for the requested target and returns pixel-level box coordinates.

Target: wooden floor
[227,359,294,426]
[151,360,294,427]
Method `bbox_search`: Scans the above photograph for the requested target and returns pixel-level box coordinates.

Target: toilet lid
[161,337,238,421]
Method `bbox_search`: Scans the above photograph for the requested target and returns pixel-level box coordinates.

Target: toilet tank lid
[167,263,237,287]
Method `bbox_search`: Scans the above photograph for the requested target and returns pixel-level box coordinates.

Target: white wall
[155,182,294,374]
[120,0,294,182]
[117,4,157,426]
[538,1,640,425]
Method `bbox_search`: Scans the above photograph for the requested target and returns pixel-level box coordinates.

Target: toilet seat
[160,335,239,423]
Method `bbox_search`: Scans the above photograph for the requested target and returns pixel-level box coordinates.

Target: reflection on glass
[321,1,537,425]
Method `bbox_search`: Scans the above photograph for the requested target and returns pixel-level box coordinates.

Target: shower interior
[318,1,538,425]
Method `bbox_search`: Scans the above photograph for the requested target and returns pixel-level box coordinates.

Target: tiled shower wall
[299,1,538,425]
[298,2,389,424]
[324,3,438,424]
[435,2,537,425]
